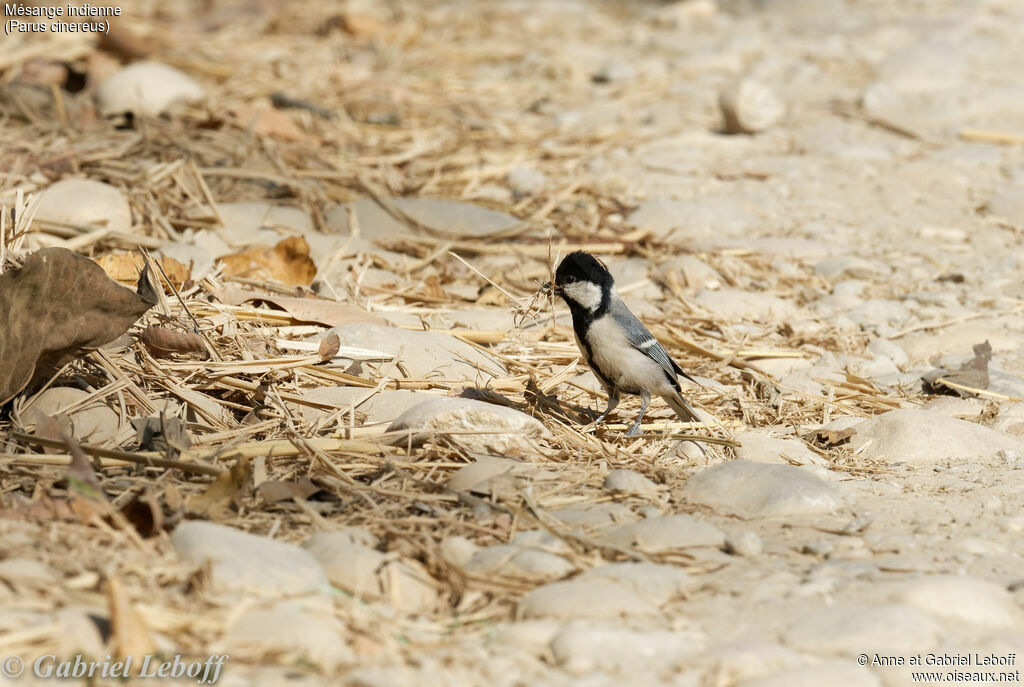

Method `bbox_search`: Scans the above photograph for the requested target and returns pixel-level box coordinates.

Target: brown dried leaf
[186,456,252,519]
[318,332,340,360]
[107,575,156,660]
[95,252,191,290]
[119,488,165,538]
[217,236,317,286]
[138,326,206,357]
[0,248,153,405]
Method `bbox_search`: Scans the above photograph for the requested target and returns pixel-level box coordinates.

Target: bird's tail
[664,391,702,423]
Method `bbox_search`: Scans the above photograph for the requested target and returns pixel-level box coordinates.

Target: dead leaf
[95,252,191,290]
[0,248,153,405]
[257,477,321,505]
[217,236,317,286]
[318,333,340,360]
[922,340,992,396]
[211,285,386,327]
[138,326,206,357]
[131,415,192,459]
[228,102,314,143]
[107,575,156,660]
[186,456,252,519]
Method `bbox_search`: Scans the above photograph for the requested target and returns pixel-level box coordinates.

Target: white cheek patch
[562,281,603,311]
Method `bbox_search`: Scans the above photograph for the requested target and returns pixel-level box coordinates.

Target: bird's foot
[624,421,643,437]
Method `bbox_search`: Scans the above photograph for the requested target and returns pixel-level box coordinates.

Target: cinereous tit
[544,251,701,435]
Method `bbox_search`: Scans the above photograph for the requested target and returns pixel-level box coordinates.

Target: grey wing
[609,298,698,385]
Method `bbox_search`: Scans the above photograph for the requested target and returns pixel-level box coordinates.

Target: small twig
[9,432,223,476]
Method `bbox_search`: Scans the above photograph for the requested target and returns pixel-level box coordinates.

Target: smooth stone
[578,562,694,606]
[785,604,942,656]
[159,243,214,280]
[815,255,889,280]
[600,514,725,553]
[388,397,545,453]
[172,522,327,596]
[896,575,1022,628]
[725,531,764,557]
[697,642,806,685]
[604,468,660,494]
[323,322,504,382]
[295,387,434,425]
[988,180,1024,225]
[694,289,796,321]
[447,455,538,494]
[593,61,637,83]
[20,386,122,444]
[627,196,757,239]
[682,460,842,518]
[303,532,436,612]
[550,502,640,530]
[439,535,478,567]
[656,254,723,291]
[733,431,826,467]
[506,165,548,195]
[518,580,661,619]
[214,202,313,247]
[847,299,910,327]
[96,61,204,116]
[550,622,697,676]
[849,410,1024,465]
[994,403,1024,436]
[867,339,909,367]
[921,396,985,420]
[463,544,574,581]
[737,660,881,687]
[719,78,785,134]
[325,197,518,240]
[34,178,132,234]
[226,604,353,670]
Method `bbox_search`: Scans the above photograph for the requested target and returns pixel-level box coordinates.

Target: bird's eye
[564,275,576,284]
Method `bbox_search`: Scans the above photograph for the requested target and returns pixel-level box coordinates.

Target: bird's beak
[541,281,560,295]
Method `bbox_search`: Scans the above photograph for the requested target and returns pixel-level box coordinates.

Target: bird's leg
[625,391,650,436]
[593,388,620,424]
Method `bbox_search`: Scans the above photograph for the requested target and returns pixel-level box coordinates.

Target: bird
[543,250,702,436]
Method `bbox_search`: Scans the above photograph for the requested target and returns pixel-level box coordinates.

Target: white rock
[388,397,545,453]
[681,460,842,518]
[20,386,122,445]
[921,396,985,420]
[439,535,478,567]
[600,514,725,553]
[551,502,639,530]
[550,622,698,676]
[325,322,504,383]
[896,575,1022,628]
[656,255,723,291]
[604,468,660,494]
[628,196,757,240]
[784,604,941,656]
[172,522,327,596]
[34,178,131,234]
[226,604,352,670]
[725,532,763,557]
[850,410,1024,465]
[463,544,574,581]
[867,339,909,367]
[446,455,538,494]
[695,289,796,322]
[303,531,436,613]
[814,255,889,280]
[518,580,661,619]
[214,202,313,248]
[578,562,695,605]
[506,165,548,195]
[733,431,826,467]
[295,387,433,425]
[697,642,806,685]
[325,197,519,240]
[719,79,785,134]
[737,661,880,687]
[96,61,204,116]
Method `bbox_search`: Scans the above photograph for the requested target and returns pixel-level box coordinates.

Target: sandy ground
[4,0,1024,685]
